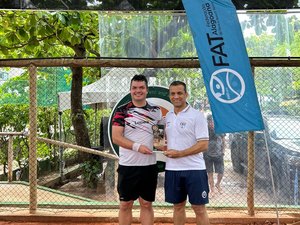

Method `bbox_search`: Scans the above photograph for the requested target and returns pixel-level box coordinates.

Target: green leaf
[57,13,67,25]
[16,28,29,41]
[84,39,93,50]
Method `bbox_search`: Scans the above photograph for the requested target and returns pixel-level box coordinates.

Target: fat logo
[210,68,245,104]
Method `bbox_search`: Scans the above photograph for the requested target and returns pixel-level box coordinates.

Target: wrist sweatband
[132,143,141,152]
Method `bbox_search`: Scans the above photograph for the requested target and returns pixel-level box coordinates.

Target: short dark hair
[169,80,187,92]
[130,74,148,88]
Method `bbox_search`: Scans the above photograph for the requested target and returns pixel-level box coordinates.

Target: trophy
[152,124,165,148]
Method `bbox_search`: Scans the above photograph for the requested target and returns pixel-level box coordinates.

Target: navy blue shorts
[117,164,158,202]
[164,170,209,205]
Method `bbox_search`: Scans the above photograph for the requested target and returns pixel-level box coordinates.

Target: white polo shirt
[165,105,209,170]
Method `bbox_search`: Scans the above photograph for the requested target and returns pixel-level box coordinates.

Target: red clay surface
[2,220,297,225]
[0,223,276,225]
[0,223,289,225]
[0,223,183,225]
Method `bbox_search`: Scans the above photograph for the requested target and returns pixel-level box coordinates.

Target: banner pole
[247,131,255,216]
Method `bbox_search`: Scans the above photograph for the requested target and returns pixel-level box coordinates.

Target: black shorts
[117,164,158,202]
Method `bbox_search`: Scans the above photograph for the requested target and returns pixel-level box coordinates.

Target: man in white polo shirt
[164,80,210,225]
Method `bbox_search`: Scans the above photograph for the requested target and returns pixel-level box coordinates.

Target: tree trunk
[70,66,91,149]
[70,56,99,188]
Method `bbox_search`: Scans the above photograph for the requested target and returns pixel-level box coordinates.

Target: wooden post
[7,135,13,182]
[247,131,255,216]
[28,64,37,214]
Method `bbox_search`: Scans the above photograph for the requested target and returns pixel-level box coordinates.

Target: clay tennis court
[0,208,298,225]
[0,179,298,225]
[0,223,177,225]
[1,178,299,224]
[0,221,285,225]
[0,222,178,225]
[0,221,291,225]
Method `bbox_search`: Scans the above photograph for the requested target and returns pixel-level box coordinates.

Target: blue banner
[182,0,264,133]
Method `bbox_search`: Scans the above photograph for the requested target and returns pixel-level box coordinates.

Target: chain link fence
[0,59,299,218]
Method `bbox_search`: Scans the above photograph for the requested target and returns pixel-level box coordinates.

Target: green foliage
[63,108,112,146]
[81,158,102,188]
[63,148,78,160]
[245,34,276,57]
[0,146,6,165]
[0,75,29,105]
[0,10,99,58]
[254,66,300,118]
[280,99,300,115]
[290,32,300,56]
[99,12,189,58]
[0,104,28,131]
[0,67,71,106]
[0,104,58,169]
[244,18,300,113]
[0,66,72,170]
[160,26,196,58]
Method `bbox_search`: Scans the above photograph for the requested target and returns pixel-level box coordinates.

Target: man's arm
[112,125,153,154]
[112,126,133,150]
[164,139,208,158]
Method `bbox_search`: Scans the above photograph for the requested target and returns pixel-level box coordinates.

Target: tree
[245,34,276,57]
[0,10,100,149]
[0,68,71,106]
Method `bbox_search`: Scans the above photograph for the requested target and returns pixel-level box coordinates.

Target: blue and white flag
[182,0,264,133]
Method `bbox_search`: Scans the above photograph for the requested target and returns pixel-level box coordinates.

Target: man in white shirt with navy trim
[164,80,210,225]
